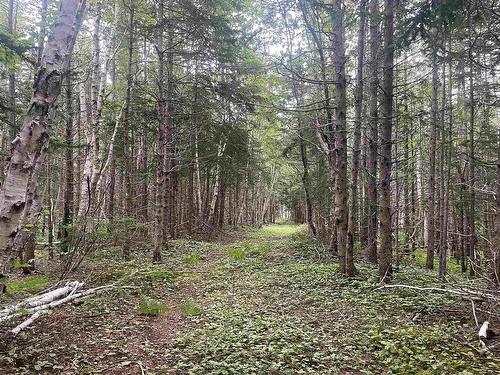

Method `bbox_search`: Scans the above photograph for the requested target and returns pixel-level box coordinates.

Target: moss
[7,274,51,295]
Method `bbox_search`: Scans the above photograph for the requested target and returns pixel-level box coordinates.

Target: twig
[471,300,479,327]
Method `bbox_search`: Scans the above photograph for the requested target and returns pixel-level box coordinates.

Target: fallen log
[0,281,83,322]
[0,269,145,338]
[5,310,50,339]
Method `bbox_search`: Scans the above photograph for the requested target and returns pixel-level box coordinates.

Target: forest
[0,0,499,373]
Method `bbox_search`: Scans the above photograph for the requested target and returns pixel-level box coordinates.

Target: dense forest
[0,0,499,373]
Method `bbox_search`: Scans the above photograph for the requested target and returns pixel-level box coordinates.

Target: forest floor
[0,224,499,374]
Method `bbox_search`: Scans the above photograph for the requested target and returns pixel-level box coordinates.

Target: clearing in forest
[0,224,498,374]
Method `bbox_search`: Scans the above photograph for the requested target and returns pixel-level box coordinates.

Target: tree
[378,0,395,280]
[331,0,355,276]
[0,0,86,273]
[366,0,381,264]
[348,0,368,264]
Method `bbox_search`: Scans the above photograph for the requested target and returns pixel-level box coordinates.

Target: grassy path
[0,224,498,374]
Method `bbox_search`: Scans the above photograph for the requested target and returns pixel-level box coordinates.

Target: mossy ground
[0,224,498,374]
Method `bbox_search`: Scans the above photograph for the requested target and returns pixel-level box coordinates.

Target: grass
[182,252,201,265]
[257,223,303,237]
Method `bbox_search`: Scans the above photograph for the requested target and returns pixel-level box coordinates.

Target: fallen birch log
[1,269,145,338]
[6,310,50,339]
[0,281,83,321]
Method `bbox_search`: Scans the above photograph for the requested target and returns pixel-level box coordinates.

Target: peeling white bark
[0,0,85,267]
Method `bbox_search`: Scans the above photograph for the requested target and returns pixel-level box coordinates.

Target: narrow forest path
[0,224,498,374]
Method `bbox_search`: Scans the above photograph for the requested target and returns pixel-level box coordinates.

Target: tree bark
[438,59,448,280]
[366,0,381,264]
[122,3,135,258]
[426,14,439,269]
[378,0,395,280]
[467,11,476,276]
[332,0,354,276]
[0,0,85,272]
[7,0,17,141]
[61,64,74,254]
[348,0,367,264]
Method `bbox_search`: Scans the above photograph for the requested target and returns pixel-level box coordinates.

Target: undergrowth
[1,224,498,374]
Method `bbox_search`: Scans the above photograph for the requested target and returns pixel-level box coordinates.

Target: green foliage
[0,30,33,69]
[180,300,203,317]
[172,308,338,374]
[227,246,246,260]
[13,258,32,270]
[259,224,301,237]
[138,296,166,316]
[89,246,123,261]
[359,324,497,374]
[138,268,177,284]
[6,274,51,294]
[183,252,201,266]
[411,249,463,274]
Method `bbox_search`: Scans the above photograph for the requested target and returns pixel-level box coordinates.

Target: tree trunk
[207,141,227,227]
[438,59,448,280]
[494,125,500,285]
[378,0,395,280]
[122,4,135,258]
[348,0,367,264]
[77,83,93,218]
[299,135,317,236]
[426,18,439,270]
[61,66,74,254]
[467,11,476,276]
[332,0,354,276]
[366,0,380,264]
[7,0,17,141]
[0,0,84,273]
[298,0,337,253]
[153,0,175,261]
[37,0,48,66]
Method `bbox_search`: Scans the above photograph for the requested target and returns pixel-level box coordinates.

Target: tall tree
[0,0,85,271]
[332,0,355,276]
[348,0,367,261]
[426,1,439,270]
[378,0,395,279]
[366,0,380,264]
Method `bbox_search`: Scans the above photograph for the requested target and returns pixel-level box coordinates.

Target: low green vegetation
[172,308,338,374]
[254,224,303,238]
[138,297,166,316]
[180,300,204,317]
[227,246,246,260]
[362,324,484,374]
[1,224,497,374]
[6,274,51,295]
[412,248,463,274]
[182,252,201,266]
[167,224,498,374]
